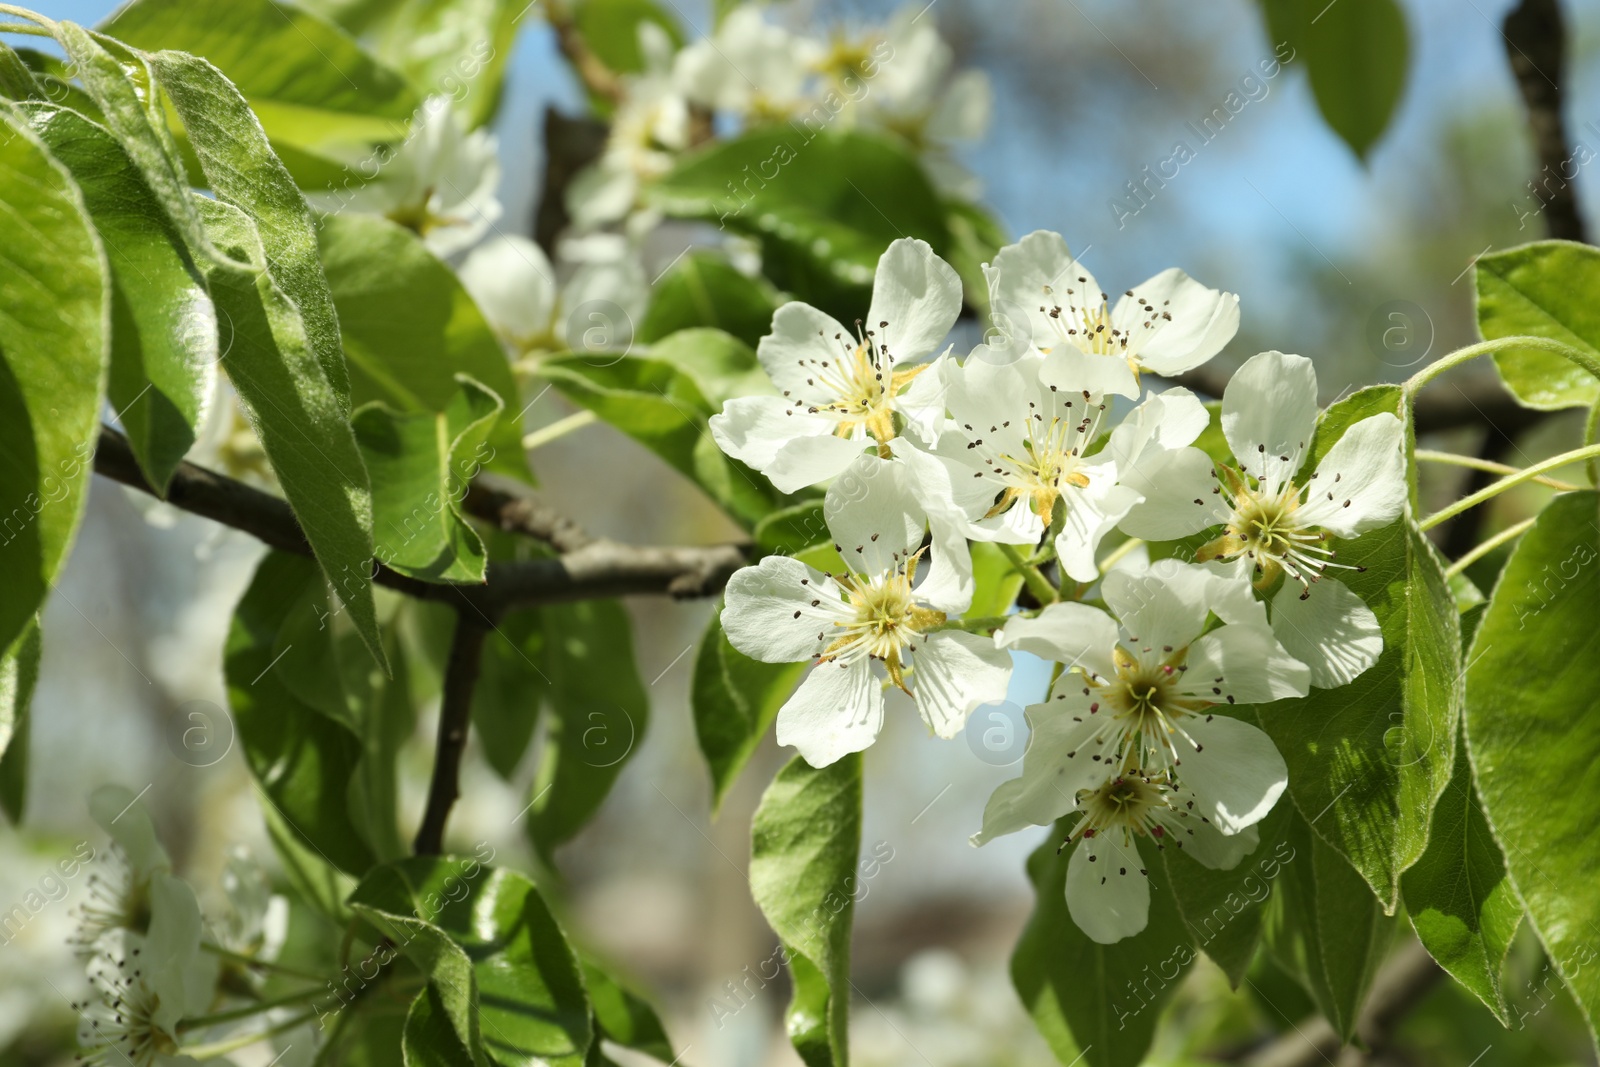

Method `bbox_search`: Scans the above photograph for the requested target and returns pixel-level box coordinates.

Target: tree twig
[94,426,749,612]
[1243,939,1445,1067]
[1503,0,1586,244]
[413,610,490,855]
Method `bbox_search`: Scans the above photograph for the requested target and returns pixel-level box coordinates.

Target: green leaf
[691,610,805,813]
[1253,386,1459,908]
[650,128,951,322]
[1011,823,1196,1067]
[1261,0,1408,160]
[1400,730,1521,1024]
[967,542,1025,621]
[22,102,215,492]
[638,254,781,349]
[103,0,418,150]
[264,803,356,925]
[0,107,109,658]
[750,754,862,1067]
[317,213,527,477]
[0,41,42,99]
[1475,241,1600,410]
[0,619,40,823]
[197,199,386,668]
[355,376,501,583]
[644,327,774,409]
[1465,490,1600,1046]
[538,353,785,528]
[472,607,548,781]
[753,501,829,556]
[527,599,649,859]
[348,0,529,128]
[149,48,352,406]
[1161,828,1276,989]
[226,552,380,876]
[1263,808,1397,1039]
[581,956,674,1062]
[573,0,682,75]
[349,856,595,1067]
[53,24,209,258]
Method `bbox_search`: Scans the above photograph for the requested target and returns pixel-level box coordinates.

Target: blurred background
[6,0,1600,1064]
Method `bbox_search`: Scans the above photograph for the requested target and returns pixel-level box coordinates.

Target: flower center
[818,564,945,693]
[1068,771,1176,852]
[791,321,926,447]
[1198,464,1347,595]
[978,394,1102,524]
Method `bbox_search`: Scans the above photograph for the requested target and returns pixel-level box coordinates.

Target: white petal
[1108,386,1211,469]
[996,602,1120,680]
[1296,414,1407,537]
[867,238,964,363]
[1221,351,1318,493]
[825,454,926,574]
[1171,715,1287,834]
[1269,578,1383,688]
[1170,818,1260,871]
[145,872,206,1029]
[942,355,1031,457]
[766,434,870,493]
[757,301,854,402]
[721,556,842,663]
[1055,475,1138,583]
[896,346,956,444]
[986,231,1099,353]
[1119,446,1229,540]
[912,631,1012,739]
[711,395,838,471]
[1038,345,1140,400]
[896,443,976,613]
[1183,624,1311,704]
[457,235,556,348]
[776,658,884,767]
[90,784,169,874]
[927,68,992,142]
[1101,559,1219,653]
[1067,831,1152,943]
[1114,268,1240,376]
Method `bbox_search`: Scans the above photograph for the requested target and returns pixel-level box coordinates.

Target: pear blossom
[986,230,1239,398]
[917,351,1211,581]
[721,456,1007,767]
[458,233,647,357]
[567,23,691,233]
[312,96,501,259]
[971,560,1304,940]
[711,238,962,493]
[674,6,823,119]
[1118,350,1406,686]
[75,933,200,1066]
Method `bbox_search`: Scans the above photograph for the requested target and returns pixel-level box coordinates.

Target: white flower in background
[973,560,1303,940]
[917,352,1209,582]
[721,456,1007,767]
[1118,350,1406,687]
[674,5,823,119]
[213,848,289,966]
[711,237,962,493]
[986,230,1239,398]
[458,233,648,357]
[75,933,195,1066]
[568,23,691,232]
[315,96,502,259]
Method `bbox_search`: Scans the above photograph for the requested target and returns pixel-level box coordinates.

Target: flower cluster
[711,231,1406,942]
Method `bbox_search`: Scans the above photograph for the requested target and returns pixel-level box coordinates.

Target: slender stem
[997,543,1059,604]
[1098,537,1144,573]
[200,942,326,982]
[1586,399,1600,487]
[1445,518,1537,579]
[1419,443,1600,531]
[0,20,50,34]
[934,615,1013,634]
[1414,448,1581,492]
[0,4,54,27]
[521,408,597,451]
[179,988,327,1031]
[1403,335,1599,398]
[181,1009,321,1059]
[414,611,491,855]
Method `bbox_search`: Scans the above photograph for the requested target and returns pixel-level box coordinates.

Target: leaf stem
[200,942,328,982]
[1419,443,1600,531]
[1402,335,1599,398]
[179,988,328,1031]
[1413,448,1581,492]
[180,1009,321,1059]
[0,19,50,34]
[933,615,1012,634]
[521,408,597,452]
[1445,517,1537,578]
[997,543,1059,604]
[1097,537,1144,573]
[0,5,53,28]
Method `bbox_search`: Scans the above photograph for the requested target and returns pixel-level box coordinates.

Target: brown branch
[413,611,490,855]
[1242,939,1445,1067]
[546,1,622,104]
[532,106,609,254]
[94,426,750,612]
[1504,0,1586,244]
